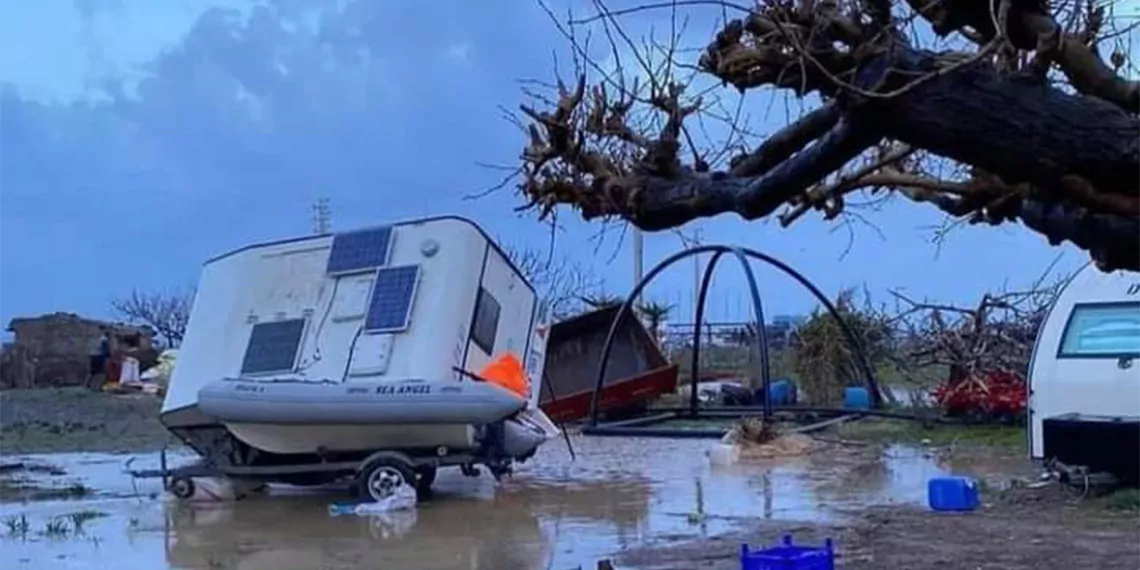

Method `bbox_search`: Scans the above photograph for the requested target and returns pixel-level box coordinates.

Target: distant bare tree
[890,280,1063,384]
[111,289,194,348]
[506,245,601,320]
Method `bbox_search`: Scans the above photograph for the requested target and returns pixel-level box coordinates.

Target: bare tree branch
[111,289,193,348]
[505,244,602,320]
[505,0,1140,272]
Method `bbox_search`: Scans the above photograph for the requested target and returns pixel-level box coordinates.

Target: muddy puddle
[0,437,1033,569]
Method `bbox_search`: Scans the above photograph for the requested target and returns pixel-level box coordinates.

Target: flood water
[1,436,1032,570]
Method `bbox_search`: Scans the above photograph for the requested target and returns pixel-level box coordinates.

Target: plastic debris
[140,349,178,388]
[328,484,418,516]
[709,443,741,466]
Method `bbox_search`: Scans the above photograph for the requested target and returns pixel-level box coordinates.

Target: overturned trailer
[540,305,678,423]
[144,215,559,501]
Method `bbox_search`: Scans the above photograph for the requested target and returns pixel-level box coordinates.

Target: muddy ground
[620,487,1140,570]
[1,388,1138,569]
[616,420,1140,569]
[0,387,178,454]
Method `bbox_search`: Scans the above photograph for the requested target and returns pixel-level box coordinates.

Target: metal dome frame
[586,244,883,427]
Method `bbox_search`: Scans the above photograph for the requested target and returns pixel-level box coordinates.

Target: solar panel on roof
[364,265,420,333]
[241,318,307,375]
[326,226,393,275]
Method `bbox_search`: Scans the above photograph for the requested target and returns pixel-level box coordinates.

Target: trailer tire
[356,455,415,502]
[169,476,195,500]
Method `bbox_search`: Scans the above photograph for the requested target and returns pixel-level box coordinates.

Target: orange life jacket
[478,352,530,399]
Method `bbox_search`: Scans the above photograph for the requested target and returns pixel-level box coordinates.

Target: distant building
[1,313,156,389]
[764,315,806,350]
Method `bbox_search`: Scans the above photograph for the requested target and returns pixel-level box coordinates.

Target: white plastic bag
[352,484,418,515]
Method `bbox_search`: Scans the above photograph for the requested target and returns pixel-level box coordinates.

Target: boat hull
[225,422,476,455]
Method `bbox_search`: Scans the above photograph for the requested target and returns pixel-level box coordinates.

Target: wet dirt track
[0,436,1105,570]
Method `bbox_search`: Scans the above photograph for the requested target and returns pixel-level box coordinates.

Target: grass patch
[0,387,179,454]
[1103,488,1140,512]
[837,419,1026,451]
[4,514,30,536]
[67,510,107,532]
[0,477,93,502]
[41,517,70,537]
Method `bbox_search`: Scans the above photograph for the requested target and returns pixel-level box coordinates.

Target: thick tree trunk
[853,49,1139,197]
[843,47,1139,268]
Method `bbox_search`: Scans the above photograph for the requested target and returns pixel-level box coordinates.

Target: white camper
[158,215,557,500]
[1027,263,1140,484]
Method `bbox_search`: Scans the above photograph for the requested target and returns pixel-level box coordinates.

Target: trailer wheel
[357,455,415,502]
[169,476,195,500]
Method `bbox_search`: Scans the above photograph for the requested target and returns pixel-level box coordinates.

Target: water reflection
[160,468,657,570]
[165,494,548,570]
[0,437,1036,570]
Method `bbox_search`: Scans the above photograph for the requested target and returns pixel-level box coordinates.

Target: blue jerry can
[927,476,980,512]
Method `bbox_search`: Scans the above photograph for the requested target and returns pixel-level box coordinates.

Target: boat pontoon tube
[198,378,528,425]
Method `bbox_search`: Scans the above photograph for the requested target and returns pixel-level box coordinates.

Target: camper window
[1058,302,1140,359]
[472,287,501,355]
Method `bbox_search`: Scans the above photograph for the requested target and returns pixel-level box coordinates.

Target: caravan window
[471,287,501,355]
[1058,302,1140,358]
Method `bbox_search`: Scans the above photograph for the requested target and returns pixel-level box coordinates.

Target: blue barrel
[754,379,797,406]
[768,380,790,406]
[843,387,871,410]
[927,476,979,512]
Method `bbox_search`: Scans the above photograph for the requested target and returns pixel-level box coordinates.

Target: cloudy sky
[0,0,1108,331]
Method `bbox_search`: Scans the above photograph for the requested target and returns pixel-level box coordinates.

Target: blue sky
[0,0,1112,332]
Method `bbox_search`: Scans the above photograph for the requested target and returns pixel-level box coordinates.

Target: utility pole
[632,226,644,304]
[691,227,703,315]
[691,227,704,362]
[311,198,331,235]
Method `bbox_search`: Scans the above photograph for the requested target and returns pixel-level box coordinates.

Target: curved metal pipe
[687,248,773,418]
[588,244,884,426]
[588,244,729,426]
[738,248,883,406]
[688,250,726,416]
[732,247,773,419]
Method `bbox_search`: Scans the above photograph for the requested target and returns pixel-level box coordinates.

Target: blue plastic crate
[740,534,835,570]
[927,476,979,512]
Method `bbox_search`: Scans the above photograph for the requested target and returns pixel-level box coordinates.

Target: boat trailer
[126,445,515,502]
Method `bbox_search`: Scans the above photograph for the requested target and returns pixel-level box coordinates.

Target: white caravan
[1027,263,1140,484]
[159,215,558,500]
